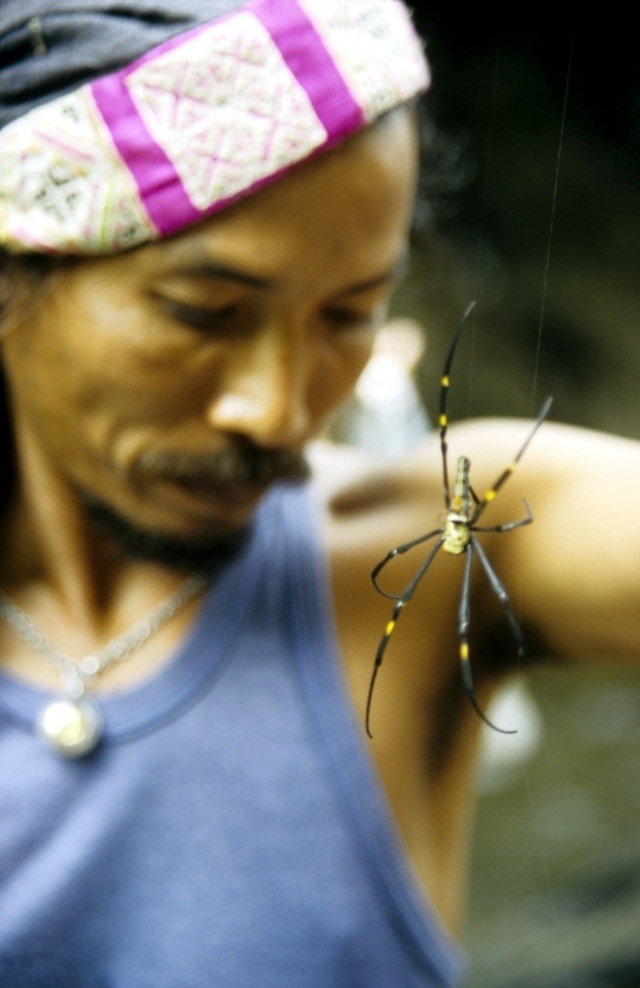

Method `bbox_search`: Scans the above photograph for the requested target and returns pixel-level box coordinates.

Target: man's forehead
[149,248,410,295]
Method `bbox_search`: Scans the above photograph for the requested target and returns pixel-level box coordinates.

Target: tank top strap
[278,481,467,986]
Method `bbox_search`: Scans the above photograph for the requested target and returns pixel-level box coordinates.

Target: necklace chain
[0,570,210,698]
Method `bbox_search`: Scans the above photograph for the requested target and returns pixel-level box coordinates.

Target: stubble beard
[79,440,311,570]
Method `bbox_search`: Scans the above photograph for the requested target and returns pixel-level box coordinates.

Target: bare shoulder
[444,415,638,471]
[399,416,638,510]
[307,416,564,537]
[306,438,442,575]
[311,420,639,678]
[309,419,638,537]
[440,418,640,667]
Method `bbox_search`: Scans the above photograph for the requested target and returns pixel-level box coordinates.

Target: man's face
[2,110,418,550]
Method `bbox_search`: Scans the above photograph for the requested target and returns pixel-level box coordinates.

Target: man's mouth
[132,443,311,502]
[78,442,311,567]
[155,476,270,520]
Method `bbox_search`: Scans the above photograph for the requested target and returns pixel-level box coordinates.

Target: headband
[0,0,429,255]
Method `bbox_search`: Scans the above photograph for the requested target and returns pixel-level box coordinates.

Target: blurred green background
[398,5,639,985]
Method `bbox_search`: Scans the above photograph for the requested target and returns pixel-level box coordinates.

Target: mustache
[132,443,310,493]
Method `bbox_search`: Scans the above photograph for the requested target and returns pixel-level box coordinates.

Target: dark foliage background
[403,4,639,439]
[393,6,640,985]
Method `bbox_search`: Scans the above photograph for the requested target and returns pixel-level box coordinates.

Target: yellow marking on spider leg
[483,462,516,502]
[438,414,448,428]
[385,620,396,636]
[441,375,450,387]
[460,643,469,660]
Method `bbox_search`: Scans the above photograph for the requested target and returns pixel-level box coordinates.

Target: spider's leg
[473,395,553,523]
[473,498,533,534]
[366,536,445,737]
[472,537,526,657]
[469,485,481,506]
[439,301,476,507]
[366,597,404,739]
[458,541,517,735]
[372,528,443,599]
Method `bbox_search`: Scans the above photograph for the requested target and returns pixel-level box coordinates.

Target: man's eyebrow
[336,254,410,297]
[164,253,410,294]
[166,261,270,289]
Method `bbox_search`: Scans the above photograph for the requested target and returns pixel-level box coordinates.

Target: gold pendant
[36,697,104,758]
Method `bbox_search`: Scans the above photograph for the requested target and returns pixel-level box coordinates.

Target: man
[0,2,638,985]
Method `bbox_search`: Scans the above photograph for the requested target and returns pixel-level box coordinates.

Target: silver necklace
[0,570,210,759]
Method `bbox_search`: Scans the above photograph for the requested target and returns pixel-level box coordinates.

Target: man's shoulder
[306,417,571,556]
[308,438,437,520]
[307,420,530,517]
[306,438,443,575]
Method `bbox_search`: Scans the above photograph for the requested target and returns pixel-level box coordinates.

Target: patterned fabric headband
[0,0,429,255]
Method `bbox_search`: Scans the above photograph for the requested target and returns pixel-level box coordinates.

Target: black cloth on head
[0,0,243,130]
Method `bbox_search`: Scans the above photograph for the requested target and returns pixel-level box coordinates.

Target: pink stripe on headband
[253,0,363,139]
[91,0,364,237]
[89,74,198,237]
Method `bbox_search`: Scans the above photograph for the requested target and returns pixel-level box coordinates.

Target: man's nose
[205,327,311,448]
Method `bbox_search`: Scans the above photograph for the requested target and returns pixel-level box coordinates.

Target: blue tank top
[0,482,466,987]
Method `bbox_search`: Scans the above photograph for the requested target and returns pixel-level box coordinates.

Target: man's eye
[162,300,238,330]
[324,308,375,331]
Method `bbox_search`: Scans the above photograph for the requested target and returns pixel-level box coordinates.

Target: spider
[366,302,553,738]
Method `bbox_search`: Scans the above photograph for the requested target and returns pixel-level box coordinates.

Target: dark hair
[0,1,246,130]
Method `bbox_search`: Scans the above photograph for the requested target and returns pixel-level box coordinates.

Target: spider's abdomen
[443,514,471,554]
[444,456,472,554]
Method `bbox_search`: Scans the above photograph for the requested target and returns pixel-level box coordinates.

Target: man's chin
[80,493,252,569]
